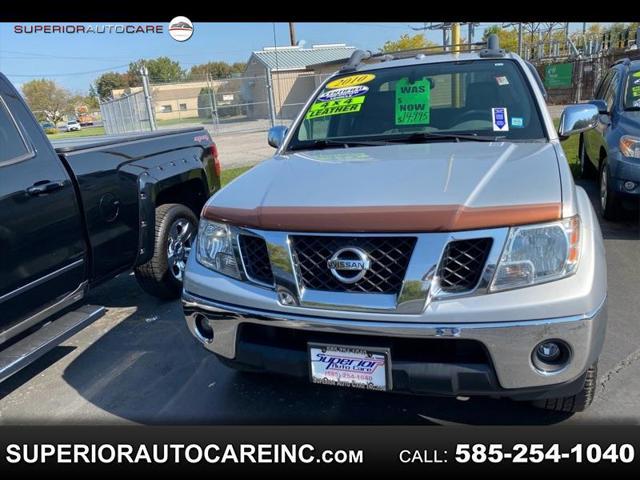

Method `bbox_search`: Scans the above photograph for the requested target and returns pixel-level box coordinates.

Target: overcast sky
[0,22,611,94]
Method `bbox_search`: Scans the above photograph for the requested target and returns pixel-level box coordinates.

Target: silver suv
[183,37,607,413]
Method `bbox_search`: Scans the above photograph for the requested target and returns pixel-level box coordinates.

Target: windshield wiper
[384,132,505,143]
[287,139,388,151]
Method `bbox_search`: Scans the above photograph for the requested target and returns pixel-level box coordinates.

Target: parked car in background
[183,37,607,413]
[40,121,57,135]
[580,58,640,219]
[65,120,81,132]
[0,73,221,382]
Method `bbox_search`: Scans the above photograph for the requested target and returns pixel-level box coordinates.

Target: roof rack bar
[612,58,631,67]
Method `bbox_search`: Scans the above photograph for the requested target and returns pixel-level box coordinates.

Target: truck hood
[205,142,563,232]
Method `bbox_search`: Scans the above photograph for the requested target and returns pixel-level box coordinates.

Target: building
[111,80,227,121]
[243,44,356,120]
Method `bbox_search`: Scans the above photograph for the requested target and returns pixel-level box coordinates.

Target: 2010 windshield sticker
[317,85,369,102]
[395,78,430,125]
[305,96,365,119]
[492,107,509,132]
[326,74,376,89]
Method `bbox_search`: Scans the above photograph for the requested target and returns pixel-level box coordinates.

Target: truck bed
[52,127,205,153]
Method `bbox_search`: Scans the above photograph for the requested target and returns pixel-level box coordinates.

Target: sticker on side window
[305,96,365,119]
[326,74,375,89]
[492,107,509,132]
[395,78,430,125]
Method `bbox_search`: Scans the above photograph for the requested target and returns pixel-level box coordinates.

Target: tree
[381,33,437,53]
[129,57,184,83]
[21,79,71,124]
[189,61,246,80]
[197,87,214,119]
[94,72,135,99]
[483,25,519,53]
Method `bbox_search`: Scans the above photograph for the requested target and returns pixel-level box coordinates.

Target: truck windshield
[625,69,640,109]
[288,59,546,151]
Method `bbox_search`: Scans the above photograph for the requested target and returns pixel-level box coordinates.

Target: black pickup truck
[0,73,220,381]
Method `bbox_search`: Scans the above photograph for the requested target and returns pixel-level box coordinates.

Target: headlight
[196,219,242,279]
[490,216,580,291]
[619,135,640,159]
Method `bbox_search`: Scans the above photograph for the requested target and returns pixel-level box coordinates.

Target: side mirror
[588,99,609,115]
[267,125,288,149]
[557,104,599,139]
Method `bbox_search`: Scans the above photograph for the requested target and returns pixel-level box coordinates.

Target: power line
[4,64,131,78]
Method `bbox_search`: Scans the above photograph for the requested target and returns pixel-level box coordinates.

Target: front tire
[134,203,198,300]
[600,160,622,221]
[532,363,598,413]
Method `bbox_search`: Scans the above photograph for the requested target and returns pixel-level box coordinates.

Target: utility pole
[288,22,297,46]
[467,23,475,51]
[410,22,453,51]
[518,23,523,57]
[139,66,156,131]
[451,23,461,52]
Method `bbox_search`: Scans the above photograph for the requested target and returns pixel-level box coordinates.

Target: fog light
[532,339,571,373]
[277,289,297,306]
[623,181,637,191]
[195,315,214,343]
[537,342,561,361]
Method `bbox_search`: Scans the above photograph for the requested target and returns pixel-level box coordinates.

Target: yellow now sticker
[326,74,376,89]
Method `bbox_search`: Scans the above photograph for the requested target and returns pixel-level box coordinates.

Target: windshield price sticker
[492,107,509,132]
[326,74,376,89]
[395,78,430,125]
[306,96,365,119]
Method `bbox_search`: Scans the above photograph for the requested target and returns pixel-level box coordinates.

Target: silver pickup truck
[183,36,607,413]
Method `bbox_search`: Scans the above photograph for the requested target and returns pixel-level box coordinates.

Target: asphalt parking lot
[0,180,638,425]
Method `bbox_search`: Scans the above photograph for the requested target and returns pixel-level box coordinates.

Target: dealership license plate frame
[308,343,392,392]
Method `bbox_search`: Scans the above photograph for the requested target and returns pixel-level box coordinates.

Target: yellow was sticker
[326,74,375,89]
[305,96,365,119]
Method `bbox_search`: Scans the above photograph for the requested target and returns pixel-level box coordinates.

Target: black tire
[579,134,597,179]
[532,363,598,413]
[599,160,622,221]
[134,203,198,300]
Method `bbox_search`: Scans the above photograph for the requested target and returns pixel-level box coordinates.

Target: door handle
[26,180,65,196]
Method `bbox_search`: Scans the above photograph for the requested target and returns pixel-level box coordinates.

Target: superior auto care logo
[13,24,164,35]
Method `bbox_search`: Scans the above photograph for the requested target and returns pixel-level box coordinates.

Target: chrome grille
[238,234,274,285]
[290,236,416,294]
[438,238,492,293]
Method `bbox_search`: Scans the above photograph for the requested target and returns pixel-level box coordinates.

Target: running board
[0,304,105,383]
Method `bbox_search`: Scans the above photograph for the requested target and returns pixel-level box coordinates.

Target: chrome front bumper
[184,291,607,391]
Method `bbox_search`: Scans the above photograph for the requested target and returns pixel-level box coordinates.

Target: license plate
[308,344,391,391]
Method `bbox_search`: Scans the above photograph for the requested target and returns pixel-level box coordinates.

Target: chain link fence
[100,90,153,135]
[100,70,331,137]
[529,39,640,104]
